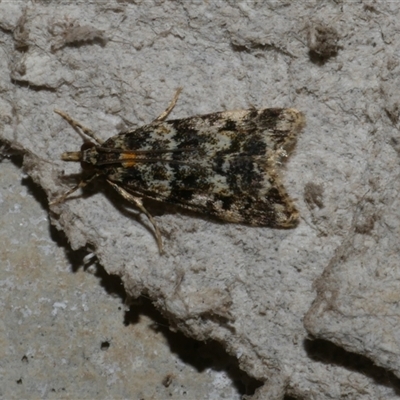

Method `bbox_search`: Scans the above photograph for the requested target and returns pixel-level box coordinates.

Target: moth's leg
[106,180,163,253]
[49,173,100,205]
[153,87,182,122]
[54,109,104,145]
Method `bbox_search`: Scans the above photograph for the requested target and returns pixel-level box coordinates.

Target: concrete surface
[2,2,400,399]
[0,156,258,398]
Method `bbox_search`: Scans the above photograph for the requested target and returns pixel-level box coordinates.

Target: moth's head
[61,142,96,170]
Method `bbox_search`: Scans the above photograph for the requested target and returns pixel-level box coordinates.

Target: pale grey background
[1,2,400,399]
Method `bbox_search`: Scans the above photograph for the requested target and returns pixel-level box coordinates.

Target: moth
[51,89,305,252]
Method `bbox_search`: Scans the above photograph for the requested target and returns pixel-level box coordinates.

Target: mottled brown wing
[103,108,305,227]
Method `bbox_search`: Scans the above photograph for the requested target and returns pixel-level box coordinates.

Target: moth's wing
[107,107,304,157]
[107,108,304,227]
[117,159,299,228]
[160,174,300,228]
[163,107,304,160]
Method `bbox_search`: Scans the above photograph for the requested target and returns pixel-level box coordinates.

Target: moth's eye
[81,141,96,151]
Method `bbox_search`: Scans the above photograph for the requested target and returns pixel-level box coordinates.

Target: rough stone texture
[0,157,254,399]
[2,2,400,399]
